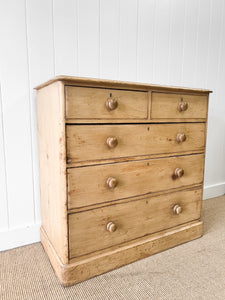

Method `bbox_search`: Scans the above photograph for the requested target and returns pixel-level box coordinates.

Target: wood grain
[41,220,203,286]
[35,76,212,94]
[65,86,148,120]
[151,92,208,119]
[36,76,210,286]
[67,185,203,214]
[37,81,68,264]
[66,150,205,168]
[66,123,205,164]
[69,188,202,258]
[67,153,205,209]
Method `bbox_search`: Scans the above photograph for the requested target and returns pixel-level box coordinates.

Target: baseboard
[0,223,41,251]
[203,182,225,200]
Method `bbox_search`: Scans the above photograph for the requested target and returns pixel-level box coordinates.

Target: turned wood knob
[178,102,188,112]
[177,133,186,143]
[173,204,183,215]
[107,177,117,189]
[107,222,117,232]
[106,98,118,111]
[174,168,184,178]
[106,137,118,148]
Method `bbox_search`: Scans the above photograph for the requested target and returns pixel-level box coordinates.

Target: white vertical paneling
[99,0,119,79]
[0,85,8,230]
[212,0,225,184]
[0,0,34,227]
[53,0,78,76]
[118,0,138,81]
[26,0,55,86]
[153,0,171,84]
[26,0,55,224]
[77,0,100,77]
[137,0,156,83]
[204,0,223,188]
[205,0,224,91]
[168,0,185,85]
[181,0,199,87]
[194,0,211,88]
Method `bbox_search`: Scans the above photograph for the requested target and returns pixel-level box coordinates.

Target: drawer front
[67,123,205,164]
[65,86,148,120]
[151,92,208,120]
[69,188,202,258]
[67,154,204,209]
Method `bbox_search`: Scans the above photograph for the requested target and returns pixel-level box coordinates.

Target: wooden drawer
[67,123,205,164]
[69,188,202,258]
[65,86,148,120]
[151,92,208,120]
[67,153,204,209]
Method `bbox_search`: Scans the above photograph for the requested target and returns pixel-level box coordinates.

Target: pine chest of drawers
[36,76,211,286]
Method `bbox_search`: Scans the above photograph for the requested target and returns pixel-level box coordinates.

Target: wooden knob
[106,137,118,148]
[107,177,117,189]
[177,133,186,143]
[107,222,117,232]
[106,98,118,111]
[174,168,184,178]
[173,204,183,215]
[178,102,188,112]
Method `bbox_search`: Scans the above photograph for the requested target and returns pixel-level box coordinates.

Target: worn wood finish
[65,86,148,120]
[36,76,210,286]
[69,188,202,258]
[67,185,202,214]
[67,153,204,209]
[35,76,212,94]
[65,118,208,124]
[151,92,208,120]
[41,220,203,286]
[66,150,205,168]
[37,82,68,264]
[66,123,205,164]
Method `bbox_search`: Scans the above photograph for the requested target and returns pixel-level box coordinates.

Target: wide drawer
[67,153,204,209]
[151,92,208,120]
[65,86,148,120]
[69,188,202,258]
[67,123,205,164]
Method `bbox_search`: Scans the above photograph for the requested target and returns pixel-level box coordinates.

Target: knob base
[173,204,183,215]
[107,222,117,232]
[174,168,184,178]
[106,98,118,111]
[107,177,117,189]
[178,102,188,112]
[106,137,118,149]
[177,133,186,143]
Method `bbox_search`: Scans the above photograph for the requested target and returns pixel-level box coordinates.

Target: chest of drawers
[36,76,211,286]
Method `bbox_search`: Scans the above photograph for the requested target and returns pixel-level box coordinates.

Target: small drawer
[66,123,205,164]
[151,92,208,120]
[65,86,148,120]
[68,188,202,258]
[67,154,204,209]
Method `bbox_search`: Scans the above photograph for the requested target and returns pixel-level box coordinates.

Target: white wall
[0,0,224,251]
